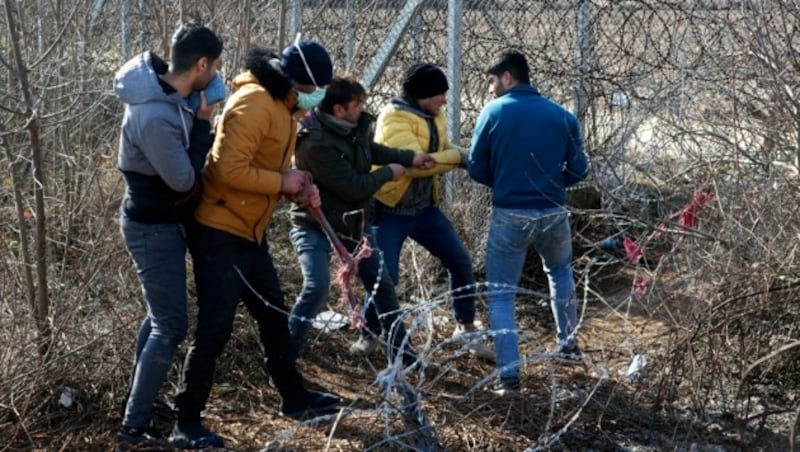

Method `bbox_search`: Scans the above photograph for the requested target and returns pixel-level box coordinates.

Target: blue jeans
[486,207,577,380]
[120,214,189,429]
[367,205,476,335]
[288,225,411,362]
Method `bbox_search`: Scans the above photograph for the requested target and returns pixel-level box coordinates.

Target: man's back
[469,84,588,210]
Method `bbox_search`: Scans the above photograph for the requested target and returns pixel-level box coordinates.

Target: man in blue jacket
[468,50,589,395]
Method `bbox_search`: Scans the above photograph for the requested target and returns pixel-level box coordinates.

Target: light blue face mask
[296,87,326,110]
[291,34,328,110]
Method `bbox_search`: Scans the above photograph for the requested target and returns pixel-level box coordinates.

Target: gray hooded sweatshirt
[115,51,195,193]
[114,51,212,223]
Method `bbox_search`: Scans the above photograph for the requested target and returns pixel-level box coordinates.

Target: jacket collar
[390,94,431,119]
[504,84,541,97]
[299,108,375,137]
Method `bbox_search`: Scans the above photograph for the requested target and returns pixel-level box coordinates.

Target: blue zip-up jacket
[468,84,588,209]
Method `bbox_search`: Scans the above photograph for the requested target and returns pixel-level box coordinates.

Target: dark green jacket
[290,109,415,238]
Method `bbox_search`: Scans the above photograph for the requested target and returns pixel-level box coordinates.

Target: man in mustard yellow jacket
[171,43,340,448]
[353,63,492,359]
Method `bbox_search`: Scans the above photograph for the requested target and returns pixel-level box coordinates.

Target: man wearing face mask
[170,41,340,448]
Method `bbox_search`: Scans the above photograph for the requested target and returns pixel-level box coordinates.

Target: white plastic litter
[626,354,647,381]
[312,310,348,332]
[59,386,75,408]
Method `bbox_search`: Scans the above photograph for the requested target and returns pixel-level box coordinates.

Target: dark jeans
[288,225,411,362]
[366,205,476,335]
[174,223,304,421]
[120,214,188,429]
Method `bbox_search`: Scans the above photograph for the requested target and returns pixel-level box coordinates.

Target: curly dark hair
[245,47,292,101]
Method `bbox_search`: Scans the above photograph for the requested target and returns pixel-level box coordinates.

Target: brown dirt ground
[27,274,740,451]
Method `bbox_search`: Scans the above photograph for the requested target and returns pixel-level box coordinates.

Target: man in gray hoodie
[113,23,223,450]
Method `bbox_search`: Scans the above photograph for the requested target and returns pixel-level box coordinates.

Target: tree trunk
[120,0,130,60]
[4,0,52,356]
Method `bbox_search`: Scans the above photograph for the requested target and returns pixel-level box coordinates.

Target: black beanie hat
[280,40,333,86]
[402,63,449,99]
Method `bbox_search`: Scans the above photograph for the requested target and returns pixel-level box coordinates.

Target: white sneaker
[349,336,378,355]
[453,325,495,361]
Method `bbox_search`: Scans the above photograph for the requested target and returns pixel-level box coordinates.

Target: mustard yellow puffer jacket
[373,101,462,207]
[195,71,300,244]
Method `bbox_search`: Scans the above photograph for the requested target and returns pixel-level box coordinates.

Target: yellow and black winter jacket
[373,97,463,208]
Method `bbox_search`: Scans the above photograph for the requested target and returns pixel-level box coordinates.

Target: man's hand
[289,182,321,208]
[280,169,308,196]
[412,152,436,169]
[196,91,216,121]
[458,150,469,169]
[387,163,407,181]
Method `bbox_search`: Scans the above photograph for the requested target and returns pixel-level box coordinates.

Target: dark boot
[279,389,342,419]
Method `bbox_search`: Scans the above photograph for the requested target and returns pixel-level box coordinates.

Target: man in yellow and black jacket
[357,64,492,359]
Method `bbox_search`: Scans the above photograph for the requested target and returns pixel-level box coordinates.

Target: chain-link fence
[85,0,799,180]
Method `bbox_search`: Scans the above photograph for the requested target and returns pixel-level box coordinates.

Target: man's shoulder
[378,105,423,130]
[297,127,328,146]
[227,85,273,113]
[128,100,183,129]
[297,127,348,152]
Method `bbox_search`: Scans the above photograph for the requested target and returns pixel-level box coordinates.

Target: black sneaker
[556,344,583,361]
[169,420,225,449]
[116,425,168,451]
[487,378,521,397]
[280,389,343,419]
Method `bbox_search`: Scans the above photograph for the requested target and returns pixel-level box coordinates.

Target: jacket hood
[114,52,184,107]
[391,95,430,118]
[232,71,300,112]
[231,71,261,91]
[298,108,324,133]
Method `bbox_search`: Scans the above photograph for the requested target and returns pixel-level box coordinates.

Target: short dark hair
[170,23,223,73]
[486,50,530,85]
[319,76,366,114]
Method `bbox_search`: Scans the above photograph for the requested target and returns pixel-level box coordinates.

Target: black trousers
[175,222,304,421]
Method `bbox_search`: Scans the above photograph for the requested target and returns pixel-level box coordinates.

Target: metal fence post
[575,0,592,136]
[410,7,422,65]
[359,0,425,90]
[345,0,356,71]
[447,0,463,147]
[279,0,288,48]
[445,0,463,205]
[289,0,302,41]
[120,0,130,60]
